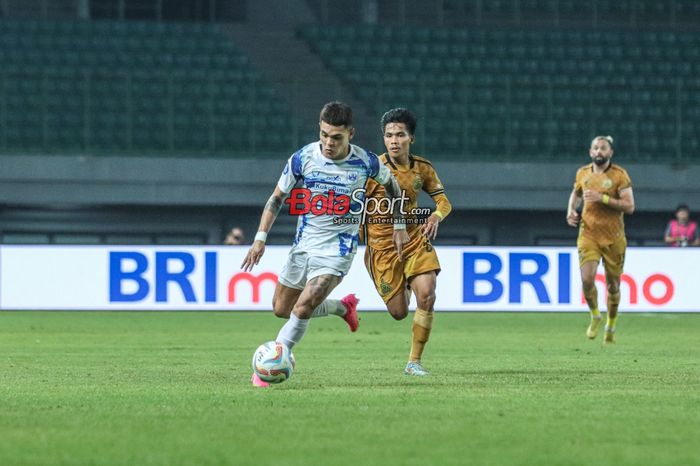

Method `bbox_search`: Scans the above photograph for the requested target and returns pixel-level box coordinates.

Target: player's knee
[272,305,291,319]
[291,294,317,318]
[271,296,289,318]
[581,277,596,290]
[607,283,620,295]
[416,291,436,311]
[388,307,408,320]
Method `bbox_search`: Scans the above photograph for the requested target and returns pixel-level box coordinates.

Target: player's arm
[420,165,451,240]
[422,192,452,241]
[242,153,300,270]
[358,180,379,243]
[567,188,583,227]
[369,153,409,259]
[583,187,635,215]
[241,185,288,272]
[380,173,410,260]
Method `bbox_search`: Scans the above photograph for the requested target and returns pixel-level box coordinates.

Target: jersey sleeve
[617,169,632,194]
[422,164,446,197]
[277,150,303,194]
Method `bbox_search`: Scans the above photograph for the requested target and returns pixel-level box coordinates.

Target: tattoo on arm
[264,194,284,217]
[256,192,287,235]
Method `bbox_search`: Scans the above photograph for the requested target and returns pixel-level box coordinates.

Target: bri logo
[462,252,674,306]
[462,252,572,304]
[109,252,277,303]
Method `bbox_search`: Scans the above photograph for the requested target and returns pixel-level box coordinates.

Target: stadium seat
[298,23,700,161]
[0,19,292,157]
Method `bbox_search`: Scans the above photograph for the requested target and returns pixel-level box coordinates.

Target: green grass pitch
[1,311,699,466]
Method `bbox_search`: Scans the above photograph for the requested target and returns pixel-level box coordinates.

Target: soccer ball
[252,341,295,384]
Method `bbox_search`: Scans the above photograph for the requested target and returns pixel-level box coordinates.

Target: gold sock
[583,286,600,317]
[409,308,433,362]
[607,292,620,330]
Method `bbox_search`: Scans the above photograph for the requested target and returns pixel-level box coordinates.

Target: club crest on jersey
[347,172,358,183]
[413,176,423,190]
[602,179,613,189]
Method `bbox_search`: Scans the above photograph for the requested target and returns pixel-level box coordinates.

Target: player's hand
[421,214,441,240]
[566,210,580,227]
[582,189,602,203]
[241,240,266,272]
[393,229,409,261]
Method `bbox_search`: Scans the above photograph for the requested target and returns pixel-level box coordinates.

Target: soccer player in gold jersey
[362,108,452,375]
[567,136,635,344]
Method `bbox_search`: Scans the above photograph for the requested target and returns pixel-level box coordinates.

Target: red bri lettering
[580,273,673,305]
[580,273,638,303]
[642,274,674,305]
[228,272,278,303]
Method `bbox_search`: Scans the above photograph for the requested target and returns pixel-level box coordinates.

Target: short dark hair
[320,101,353,128]
[381,108,417,135]
[676,203,690,214]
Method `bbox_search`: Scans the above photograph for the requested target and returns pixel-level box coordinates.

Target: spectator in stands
[224,227,246,245]
[664,204,699,247]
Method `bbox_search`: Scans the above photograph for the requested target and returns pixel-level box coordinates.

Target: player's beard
[593,155,608,166]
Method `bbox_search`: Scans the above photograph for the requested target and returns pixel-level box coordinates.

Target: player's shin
[409,308,433,362]
[606,291,620,332]
[583,286,600,318]
[276,313,309,349]
[583,286,602,339]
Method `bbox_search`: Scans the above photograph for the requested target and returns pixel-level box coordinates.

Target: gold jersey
[574,163,632,245]
[363,154,451,251]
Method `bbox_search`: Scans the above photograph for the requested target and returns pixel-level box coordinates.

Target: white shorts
[278,246,355,290]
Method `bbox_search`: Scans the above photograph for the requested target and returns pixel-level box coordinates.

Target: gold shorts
[577,235,627,277]
[364,235,441,303]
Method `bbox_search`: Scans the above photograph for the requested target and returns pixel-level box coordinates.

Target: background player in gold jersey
[566,136,635,344]
[362,108,452,375]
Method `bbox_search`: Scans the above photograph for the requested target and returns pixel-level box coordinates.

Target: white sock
[311,299,346,318]
[276,313,309,349]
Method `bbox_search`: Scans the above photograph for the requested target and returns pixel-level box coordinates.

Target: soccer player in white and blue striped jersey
[241,102,409,387]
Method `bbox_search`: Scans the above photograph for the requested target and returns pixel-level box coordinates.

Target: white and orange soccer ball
[251,341,295,384]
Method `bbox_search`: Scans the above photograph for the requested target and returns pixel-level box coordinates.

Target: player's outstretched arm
[382,174,410,260]
[241,186,287,272]
[566,188,582,227]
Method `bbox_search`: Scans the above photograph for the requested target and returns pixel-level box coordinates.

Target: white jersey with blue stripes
[277,141,392,257]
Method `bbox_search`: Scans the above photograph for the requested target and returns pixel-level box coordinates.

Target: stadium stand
[298,25,700,161]
[0,19,292,155]
[2,1,699,247]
